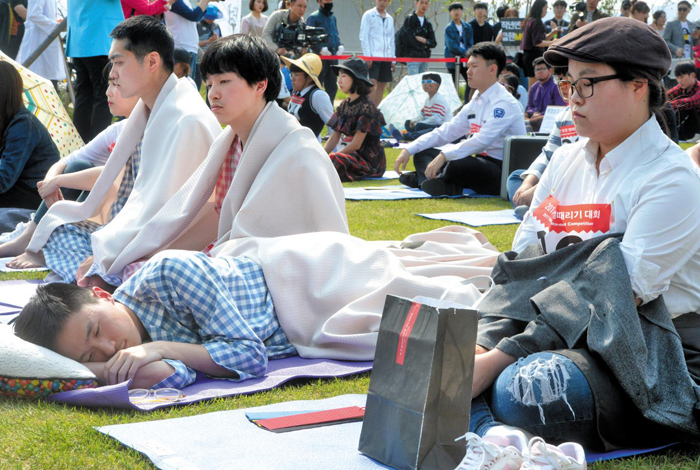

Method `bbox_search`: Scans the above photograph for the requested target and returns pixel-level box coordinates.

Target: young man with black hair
[391,72,451,141]
[470,2,494,44]
[667,61,700,142]
[568,0,608,34]
[395,42,525,196]
[14,252,296,389]
[493,4,507,38]
[631,1,650,23]
[14,15,221,288]
[282,52,334,137]
[546,0,569,38]
[501,62,528,110]
[444,2,473,104]
[524,57,566,132]
[399,0,437,76]
[360,0,396,106]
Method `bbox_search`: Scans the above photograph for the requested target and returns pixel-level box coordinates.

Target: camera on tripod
[274,23,328,55]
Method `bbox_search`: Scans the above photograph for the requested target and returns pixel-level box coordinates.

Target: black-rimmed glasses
[556,74,623,100]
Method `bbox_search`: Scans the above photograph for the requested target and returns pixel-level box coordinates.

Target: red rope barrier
[318,55,468,64]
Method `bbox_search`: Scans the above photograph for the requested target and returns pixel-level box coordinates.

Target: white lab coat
[16,0,65,81]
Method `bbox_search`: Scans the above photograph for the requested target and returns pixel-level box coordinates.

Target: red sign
[470,123,481,134]
[290,95,305,105]
[560,125,577,139]
[533,195,611,234]
[396,302,421,365]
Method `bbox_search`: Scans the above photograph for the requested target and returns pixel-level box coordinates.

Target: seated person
[281,53,334,138]
[501,62,528,110]
[499,73,525,112]
[459,18,700,465]
[391,72,452,142]
[166,34,348,254]
[18,16,222,287]
[0,62,60,210]
[324,57,387,182]
[524,57,566,132]
[507,105,578,211]
[14,250,297,389]
[667,61,700,142]
[394,42,526,196]
[173,47,198,88]
[0,79,139,262]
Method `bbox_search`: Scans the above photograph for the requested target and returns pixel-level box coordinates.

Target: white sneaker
[522,436,587,470]
[454,432,525,470]
[0,219,30,244]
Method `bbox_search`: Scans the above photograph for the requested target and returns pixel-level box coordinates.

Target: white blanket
[216,226,499,360]
[27,75,222,277]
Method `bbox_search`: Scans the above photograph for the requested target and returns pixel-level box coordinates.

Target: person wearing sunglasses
[455,18,700,468]
[391,73,451,143]
[663,1,696,59]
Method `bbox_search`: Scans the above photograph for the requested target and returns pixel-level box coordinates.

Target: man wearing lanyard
[394,42,525,196]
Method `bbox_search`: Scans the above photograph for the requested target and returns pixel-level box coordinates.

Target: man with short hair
[444,2,473,104]
[619,0,631,17]
[262,0,307,57]
[394,42,525,196]
[546,0,569,38]
[667,62,700,142]
[524,57,566,132]
[470,2,494,44]
[631,1,650,23]
[399,0,437,76]
[493,5,507,38]
[568,0,608,34]
[21,16,222,288]
[664,1,697,59]
[360,0,395,106]
[307,0,343,103]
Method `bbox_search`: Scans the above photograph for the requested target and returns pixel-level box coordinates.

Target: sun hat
[281,53,324,90]
[331,57,373,86]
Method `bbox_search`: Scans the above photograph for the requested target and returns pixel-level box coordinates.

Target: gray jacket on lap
[477,234,700,443]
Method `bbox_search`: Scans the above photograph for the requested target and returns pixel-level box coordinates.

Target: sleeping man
[14,250,297,390]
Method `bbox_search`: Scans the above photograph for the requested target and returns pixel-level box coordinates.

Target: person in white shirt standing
[360,0,395,106]
[164,0,216,83]
[16,0,65,88]
[394,42,525,195]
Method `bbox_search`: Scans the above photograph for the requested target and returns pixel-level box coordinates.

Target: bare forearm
[157,341,238,378]
[56,167,103,191]
[45,159,67,180]
[130,361,176,389]
[324,132,341,154]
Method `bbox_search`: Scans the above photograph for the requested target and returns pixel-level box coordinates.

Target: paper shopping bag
[359,294,478,470]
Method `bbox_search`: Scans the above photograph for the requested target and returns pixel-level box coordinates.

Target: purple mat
[48,357,372,411]
[585,443,677,462]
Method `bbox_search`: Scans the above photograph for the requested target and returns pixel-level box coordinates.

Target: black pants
[447,64,469,104]
[319,58,338,104]
[678,108,700,141]
[72,56,113,143]
[414,148,502,195]
[0,182,42,210]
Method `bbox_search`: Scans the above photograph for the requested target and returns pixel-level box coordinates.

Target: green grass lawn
[1,148,698,469]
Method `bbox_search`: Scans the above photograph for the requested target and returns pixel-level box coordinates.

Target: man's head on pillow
[14,284,145,364]
[200,34,282,132]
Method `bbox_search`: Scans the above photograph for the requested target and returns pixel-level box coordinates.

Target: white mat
[97,394,388,470]
[0,257,48,272]
[417,209,521,227]
[365,170,400,180]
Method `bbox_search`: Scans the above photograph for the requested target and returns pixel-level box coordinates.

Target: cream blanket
[27,75,222,277]
[216,226,499,360]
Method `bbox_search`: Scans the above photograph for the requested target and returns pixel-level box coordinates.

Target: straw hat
[281,53,324,90]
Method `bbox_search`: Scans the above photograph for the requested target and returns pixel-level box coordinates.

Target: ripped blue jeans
[469,352,597,444]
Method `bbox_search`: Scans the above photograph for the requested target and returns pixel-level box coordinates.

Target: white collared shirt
[406,81,526,161]
[513,117,700,317]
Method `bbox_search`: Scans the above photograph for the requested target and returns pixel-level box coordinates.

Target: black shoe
[421,179,463,196]
[398,172,419,188]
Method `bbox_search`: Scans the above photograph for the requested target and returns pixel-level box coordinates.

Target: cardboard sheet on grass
[418,209,522,227]
[0,279,45,324]
[344,185,498,201]
[50,358,371,411]
[97,394,677,470]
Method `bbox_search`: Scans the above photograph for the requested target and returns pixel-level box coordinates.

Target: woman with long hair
[520,0,558,87]
[0,61,59,209]
[455,17,700,469]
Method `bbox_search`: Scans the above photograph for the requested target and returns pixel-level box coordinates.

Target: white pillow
[0,325,97,397]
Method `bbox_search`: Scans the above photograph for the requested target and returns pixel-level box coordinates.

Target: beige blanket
[27,75,222,277]
[216,226,500,360]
